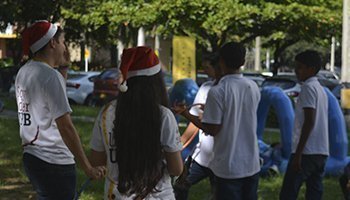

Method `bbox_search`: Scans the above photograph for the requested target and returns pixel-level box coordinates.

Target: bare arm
[56,113,104,179]
[180,109,221,136]
[164,151,183,176]
[89,149,107,167]
[181,123,199,148]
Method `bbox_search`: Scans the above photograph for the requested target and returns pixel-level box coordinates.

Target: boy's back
[203,74,261,179]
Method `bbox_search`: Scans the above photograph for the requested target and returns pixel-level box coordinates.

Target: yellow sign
[172,36,196,83]
[0,33,16,39]
[84,49,90,59]
[341,88,350,109]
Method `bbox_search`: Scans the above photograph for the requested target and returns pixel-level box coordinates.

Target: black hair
[219,42,246,70]
[295,50,322,74]
[113,71,169,198]
[203,52,219,68]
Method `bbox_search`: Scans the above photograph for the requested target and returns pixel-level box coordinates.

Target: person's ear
[48,38,57,49]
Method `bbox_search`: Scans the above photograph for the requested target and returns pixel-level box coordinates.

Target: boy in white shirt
[175,42,261,200]
[174,53,220,200]
[16,21,104,199]
[279,50,328,200]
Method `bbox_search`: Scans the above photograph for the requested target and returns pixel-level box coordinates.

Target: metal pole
[341,0,350,110]
[266,49,270,71]
[137,27,145,46]
[342,0,350,82]
[330,36,335,72]
[254,36,261,71]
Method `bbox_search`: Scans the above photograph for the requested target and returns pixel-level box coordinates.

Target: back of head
[295,50,322,74]
[21,20,60,58]
[219,42,246,70]
[113,46,169,198]
[21,20,64,66]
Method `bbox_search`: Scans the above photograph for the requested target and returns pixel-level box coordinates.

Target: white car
[66,71,101,105]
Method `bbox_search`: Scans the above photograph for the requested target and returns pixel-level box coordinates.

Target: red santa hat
[118,46,161,92]
[21,20,58,56]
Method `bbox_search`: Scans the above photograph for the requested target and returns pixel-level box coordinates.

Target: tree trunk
[80,41,85,70]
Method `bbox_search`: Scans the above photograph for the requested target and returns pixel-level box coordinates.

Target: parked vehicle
[262,75,301,100]
[243,72,267,88]
[92,69,174,106]
[262,70,342,104]
[316,70,340,91]
[66,71,100,105]
[92,68,120,106]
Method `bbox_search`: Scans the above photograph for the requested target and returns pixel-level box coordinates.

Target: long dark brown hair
[113,71,169,198]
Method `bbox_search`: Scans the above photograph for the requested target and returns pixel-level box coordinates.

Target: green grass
[0,93,17,111]
[0,102,349,199]
[0,93,101,118]
[70,105,102,118]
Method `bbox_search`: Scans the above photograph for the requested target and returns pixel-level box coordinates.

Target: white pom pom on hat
[118,46,161,92]
[118,81,128,92]
[21,20,58,56]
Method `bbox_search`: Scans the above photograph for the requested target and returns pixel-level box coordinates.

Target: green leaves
[0,0,342,60]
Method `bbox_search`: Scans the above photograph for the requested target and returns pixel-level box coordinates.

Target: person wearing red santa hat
[89,46,183,200]
[15,20,105,199]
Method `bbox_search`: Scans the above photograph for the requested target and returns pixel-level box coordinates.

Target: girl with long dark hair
[90,46,183,199]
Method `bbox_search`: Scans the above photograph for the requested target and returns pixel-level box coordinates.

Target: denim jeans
[279,154,327,200]
[215,172,259,200]
[175,160,215,200]
[23,153,76,200]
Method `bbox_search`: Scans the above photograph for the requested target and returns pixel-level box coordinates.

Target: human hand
[85,166,106,180]
[291,155,302,172]
[172,102,187,115]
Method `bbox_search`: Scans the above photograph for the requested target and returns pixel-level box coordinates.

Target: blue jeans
[279,154,327,200]
[215,172,259,200]
[175,160,215,200]
[23,153,76,200]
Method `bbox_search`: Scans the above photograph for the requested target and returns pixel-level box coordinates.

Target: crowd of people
[15,20,333,200]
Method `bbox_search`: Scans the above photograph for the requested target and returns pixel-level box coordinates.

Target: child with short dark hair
[280,50,329,200]
[175,42,261,200]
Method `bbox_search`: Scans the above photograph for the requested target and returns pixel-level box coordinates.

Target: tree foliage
[0,0,343,68]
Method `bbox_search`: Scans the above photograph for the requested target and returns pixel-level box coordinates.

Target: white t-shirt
[90,100,182,200]
[292,76,329,155]
[189,81,214,167]
[15,60,74,164]
[202,74,261,179]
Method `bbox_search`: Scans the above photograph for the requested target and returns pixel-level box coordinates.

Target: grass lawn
[0,94,348,199]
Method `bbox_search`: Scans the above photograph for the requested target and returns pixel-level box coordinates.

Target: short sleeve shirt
[292,76,329,155]
[189,80,215,167]
[15,60,73,164]
[90,100,182,200]
[202,74,261,179]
